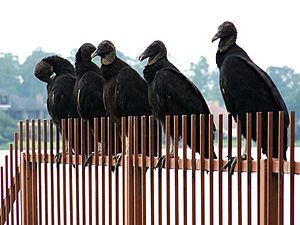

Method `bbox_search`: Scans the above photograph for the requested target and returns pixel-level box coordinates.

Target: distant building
[0,89,10,111]
[0,88,48,121]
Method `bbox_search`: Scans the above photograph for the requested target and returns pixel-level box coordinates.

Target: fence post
[124,155,130,225]
[259,160,267,225]
[20,153,27,225]
[259,160,279,225]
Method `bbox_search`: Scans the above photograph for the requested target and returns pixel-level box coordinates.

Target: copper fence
[0,112,299,225]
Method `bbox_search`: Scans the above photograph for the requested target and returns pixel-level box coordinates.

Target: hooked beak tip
[91,51,98,59]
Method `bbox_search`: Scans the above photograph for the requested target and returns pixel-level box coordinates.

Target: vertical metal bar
[149,116,155,225]
[256,112,262,225]
[237,116,242,225]
[165,115,170,225]
[101,117,106,225]
[133,116,139,225]
[277,112,284,225]
[56,122,61,225]
[267,112,277,225]
[14,133,20,225]
[246,113,252,225]
[81,119,86,225]
[289,112,295,225]
[19,121,25,225]
[114,122,119,225]
[87,121,92,225]
[44,120,49,225]
[32,119,38,225]
[20,154,27,225]
[62,119,67,225]
[121,117,126,225]
[209,115,214,225]
[49,120,54,225]
[182,115,187,225]
[157,121,162,225]
[1,167,3,225]
[20,121,24,153]
[5,156,9,225]
[200,115,205,225]
[74,119,80,225]
[259,160,267,225]
[108,118,113,225]
[9,144,14,225]
[25,120,32,225]
[68,119,74,225]
[191,115,196,225]
[128,117,133,225]
[141,117,146,225]
[37,120,42,225]
[174,116,179,225]
[94,118,99,225]
[218,114,223,225]
[227,115,233,225]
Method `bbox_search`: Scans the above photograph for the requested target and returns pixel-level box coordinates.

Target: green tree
[0,112,17,147]
[266,66,300,139]
[188,56,223,105]
[18,48,57,99]
[0,53,21,93]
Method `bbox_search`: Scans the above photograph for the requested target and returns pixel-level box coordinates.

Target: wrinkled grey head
[212,21,237,52]
[76,43,96,62]
[91,40,116,65]
[139,40,167,65]
[34,60,54,83]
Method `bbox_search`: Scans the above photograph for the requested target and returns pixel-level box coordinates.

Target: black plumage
[91,40,156,161]
[139,40,216,160]
[35,55,79,129]
[74,43,106,121]
[212,21,289,160]
[34,56,79,158]
[73,43,108,164]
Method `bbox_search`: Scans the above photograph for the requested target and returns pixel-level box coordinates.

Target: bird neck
[216,43,252,68]
[143,57,176,84]
[75,61,101,78]
[101,51,116,65]
[218,34,237,52]
[100,57,128,81]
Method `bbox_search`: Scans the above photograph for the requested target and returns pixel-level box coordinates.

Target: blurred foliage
[0,112,17,147]
[1,49,300,147]
[0,53,21,93]
[188,56,224,105]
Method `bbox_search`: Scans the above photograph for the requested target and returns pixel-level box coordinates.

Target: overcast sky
[1,0,300,73]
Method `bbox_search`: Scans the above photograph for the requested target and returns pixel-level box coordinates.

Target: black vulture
[212,21,289,173]
[91,40,156,168]
[73,43,108,166]
[34,55,79,160]
[139,40,216,168]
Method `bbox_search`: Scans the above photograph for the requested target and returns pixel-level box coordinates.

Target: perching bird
[139,40,216,168]
[34,55,80,161]
[91,40,156,169]
[212,21,289,174]
[73,43,108,166]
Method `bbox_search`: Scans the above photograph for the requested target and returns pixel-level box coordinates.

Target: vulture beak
[138,49,151,61]
[91,48,100,59]
[211,31,221,43]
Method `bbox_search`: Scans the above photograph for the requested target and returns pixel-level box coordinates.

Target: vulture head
[212,21,237,52]
[91,40,116,65]
[139,40,167,65]
[34,60,54,83]
[76,43,96,63]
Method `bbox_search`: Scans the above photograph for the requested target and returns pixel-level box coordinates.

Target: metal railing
[0,112,298,225]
